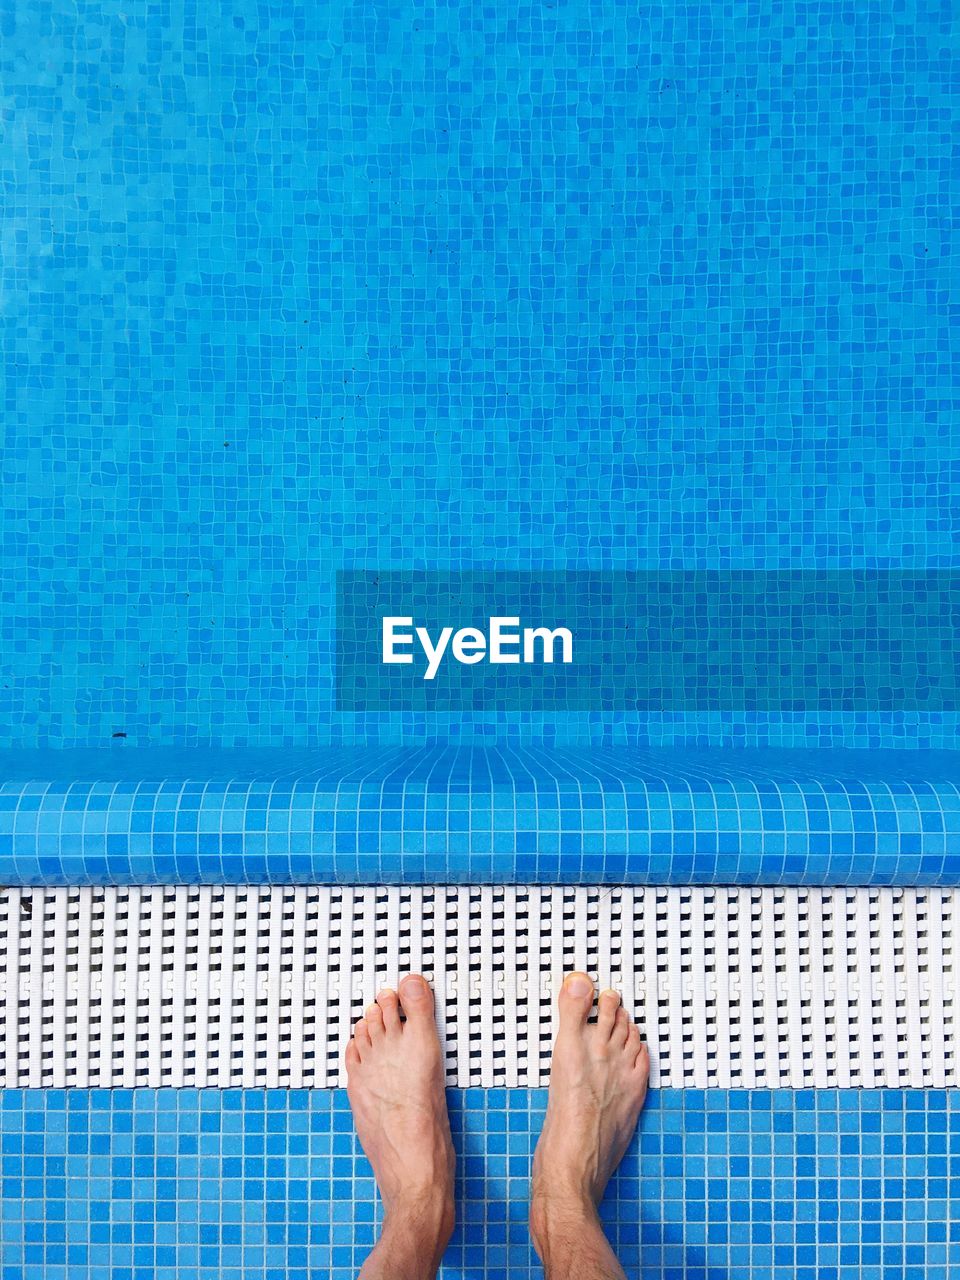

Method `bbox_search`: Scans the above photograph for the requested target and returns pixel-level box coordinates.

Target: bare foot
[346,974,455,1275]
[530,972,648,1258]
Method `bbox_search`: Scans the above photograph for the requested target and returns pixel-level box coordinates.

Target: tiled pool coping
[1,747,957,886]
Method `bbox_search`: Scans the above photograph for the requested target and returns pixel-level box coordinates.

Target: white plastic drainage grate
[0,886,955,1090]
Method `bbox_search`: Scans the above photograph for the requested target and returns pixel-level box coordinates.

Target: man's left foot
[345,973,455,1249]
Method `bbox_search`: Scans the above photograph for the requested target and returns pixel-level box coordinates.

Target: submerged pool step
[0,886,955,1090]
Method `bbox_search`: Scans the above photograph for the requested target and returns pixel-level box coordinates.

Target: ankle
[529,1184,600,1254]
[382,1191,455,1253]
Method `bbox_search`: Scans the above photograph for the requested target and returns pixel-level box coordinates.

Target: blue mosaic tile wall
[1,0,958,750]
[1,746,957,885]
[0,1088,955,1280]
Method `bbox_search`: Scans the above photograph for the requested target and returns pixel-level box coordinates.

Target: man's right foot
[530,972,648,1237]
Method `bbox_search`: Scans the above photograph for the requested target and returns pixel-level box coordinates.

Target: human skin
[346,971,649,1280]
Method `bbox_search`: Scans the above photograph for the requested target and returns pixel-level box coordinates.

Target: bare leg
[530,972,649,1280]
[346,973,455,1280]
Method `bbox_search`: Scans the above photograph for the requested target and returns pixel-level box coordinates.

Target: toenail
[564,973,593,997]
[400,974,427,995]
[377,987,396,999]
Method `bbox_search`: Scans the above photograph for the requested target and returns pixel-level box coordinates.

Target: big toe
[557,971,595,1029]
[398,973,436,1027]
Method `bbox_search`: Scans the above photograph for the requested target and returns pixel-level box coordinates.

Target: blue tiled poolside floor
[0,1089,955,1280]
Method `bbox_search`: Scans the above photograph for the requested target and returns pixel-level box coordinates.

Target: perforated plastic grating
[0,886,955,1090]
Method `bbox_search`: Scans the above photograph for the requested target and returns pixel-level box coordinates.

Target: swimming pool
[1,0,958,1275]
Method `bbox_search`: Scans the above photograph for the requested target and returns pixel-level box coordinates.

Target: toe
[365,1001,385,1039]
[610,1006,630,1048]
[398,973,436,1027]
[634,1039,651,1080]
[596,988,621,1037]
[557,971,595,1030]
[353,1018,371,1060]
[344,1037,360,1071]
[376,987,401,1034]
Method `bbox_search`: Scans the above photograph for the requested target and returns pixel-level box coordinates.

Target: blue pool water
[1,0,958,1276]
[1,0,957,751]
